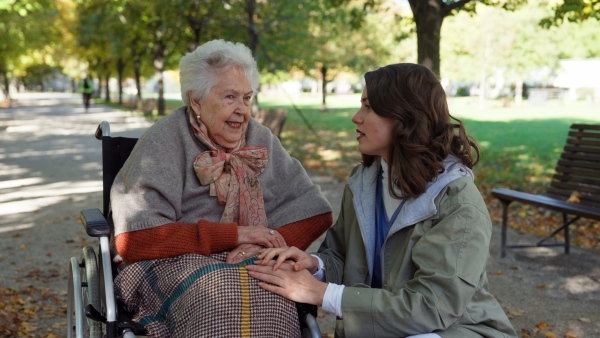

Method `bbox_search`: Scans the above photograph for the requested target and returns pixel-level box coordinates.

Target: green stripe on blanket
[138,257,256,327]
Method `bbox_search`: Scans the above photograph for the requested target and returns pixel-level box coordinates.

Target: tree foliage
[0,0,62,95]
[541,0,600,26]
[442,1,563,103]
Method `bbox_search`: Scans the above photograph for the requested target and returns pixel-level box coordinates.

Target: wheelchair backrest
[100,135,138,218]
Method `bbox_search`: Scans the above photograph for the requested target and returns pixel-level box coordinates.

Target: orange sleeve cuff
[276,212,333,250]
[197,220,239,255]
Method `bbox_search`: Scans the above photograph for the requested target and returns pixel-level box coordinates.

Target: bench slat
[560,152,600,163]
[563,145,600,155]
[568,131,600,139]
[548,181,600,195]
[571,124,600,131]
[556,159,600,171]
[555,165,600,178]
[552,173,600,187]
[566,138,600,147]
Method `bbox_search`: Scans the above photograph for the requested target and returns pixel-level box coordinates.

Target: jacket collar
[348,155,473,272]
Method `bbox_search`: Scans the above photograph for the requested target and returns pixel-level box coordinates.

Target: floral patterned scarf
[189,111,269,227]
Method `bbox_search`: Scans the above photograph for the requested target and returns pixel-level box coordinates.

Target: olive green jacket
[316,158,516,338]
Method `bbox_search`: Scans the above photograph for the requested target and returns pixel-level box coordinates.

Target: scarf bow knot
[190,110,269,227]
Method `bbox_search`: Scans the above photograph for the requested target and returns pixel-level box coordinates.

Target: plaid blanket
[114,253,301,337]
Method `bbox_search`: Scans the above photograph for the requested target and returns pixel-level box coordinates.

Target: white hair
[179,39,259,106]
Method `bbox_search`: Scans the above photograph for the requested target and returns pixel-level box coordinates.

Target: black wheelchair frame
[67,121,321,338]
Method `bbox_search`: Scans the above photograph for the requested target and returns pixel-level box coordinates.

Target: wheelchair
[67,121,322,338]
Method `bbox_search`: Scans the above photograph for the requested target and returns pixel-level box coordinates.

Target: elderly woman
[110,40,333,337]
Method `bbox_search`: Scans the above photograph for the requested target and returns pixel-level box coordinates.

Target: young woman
[246,63,517,338]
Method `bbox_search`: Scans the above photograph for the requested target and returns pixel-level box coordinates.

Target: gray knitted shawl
[111,106,332,236]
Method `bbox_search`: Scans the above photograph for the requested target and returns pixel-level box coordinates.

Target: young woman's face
[190,67,253,149]
[351,88,394,163]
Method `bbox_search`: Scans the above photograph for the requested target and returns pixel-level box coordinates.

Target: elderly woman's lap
[115,253,300,337]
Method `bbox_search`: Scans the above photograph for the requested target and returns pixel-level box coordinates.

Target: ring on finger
[269,230,276,235]
[239,251,245,256]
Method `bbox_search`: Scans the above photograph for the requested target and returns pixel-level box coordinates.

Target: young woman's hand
[245,261,327,306]
[237,226,286,248]
[255,246,319,274]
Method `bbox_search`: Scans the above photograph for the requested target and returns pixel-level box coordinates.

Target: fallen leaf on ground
[537,321,547,330]
[507,309,526,318]
[578,317,590,323]
[544,332,556,338]
[536,284,547,289]
[565,332,578,338]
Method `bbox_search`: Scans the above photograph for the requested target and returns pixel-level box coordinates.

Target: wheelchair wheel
[67,246,103,338]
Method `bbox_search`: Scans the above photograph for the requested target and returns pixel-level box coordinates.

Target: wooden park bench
[491,123,600,257]
[254,108,288,138]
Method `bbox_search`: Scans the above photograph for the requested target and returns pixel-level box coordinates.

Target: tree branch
[441,0,474,17]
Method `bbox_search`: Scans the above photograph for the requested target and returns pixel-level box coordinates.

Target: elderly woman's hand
[255,246,319,273]
[238,226,286,248]
[227,244,264,264]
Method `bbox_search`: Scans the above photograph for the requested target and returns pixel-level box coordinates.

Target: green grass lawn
[261,93,600,192]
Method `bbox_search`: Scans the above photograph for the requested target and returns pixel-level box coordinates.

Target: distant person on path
[247,63,517,338]
[79,76,93,111]
[109,39,333,336]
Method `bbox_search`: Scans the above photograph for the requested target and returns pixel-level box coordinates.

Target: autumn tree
[0,0,61,97]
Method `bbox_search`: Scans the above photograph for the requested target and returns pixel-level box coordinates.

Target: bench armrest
[80,208,111,237]
[491,188,600,221]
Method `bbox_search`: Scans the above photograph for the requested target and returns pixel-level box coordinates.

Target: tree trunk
[479,34,491,109]
[0,71,8,96]
[153,56,165,116]
[117,59,124,105]
[245,0,260,114]
[409,0,443,77]
[515,76,523,105]
[132,54,143,106]
[104,72,111,103]
[245,0,258,58]
[321,65,328,112]
[96,75,102,98]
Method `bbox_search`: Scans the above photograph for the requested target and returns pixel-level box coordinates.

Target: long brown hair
[362,63,480,199]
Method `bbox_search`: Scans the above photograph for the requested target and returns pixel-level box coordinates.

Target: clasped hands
[245,246,327,306]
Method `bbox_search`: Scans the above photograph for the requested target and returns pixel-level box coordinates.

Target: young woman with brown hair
[247,63,517,338]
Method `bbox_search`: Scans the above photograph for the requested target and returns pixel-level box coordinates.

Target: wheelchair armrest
[80,208,111,237]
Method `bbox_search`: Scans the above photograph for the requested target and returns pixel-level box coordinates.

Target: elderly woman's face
[191,67,253,149]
